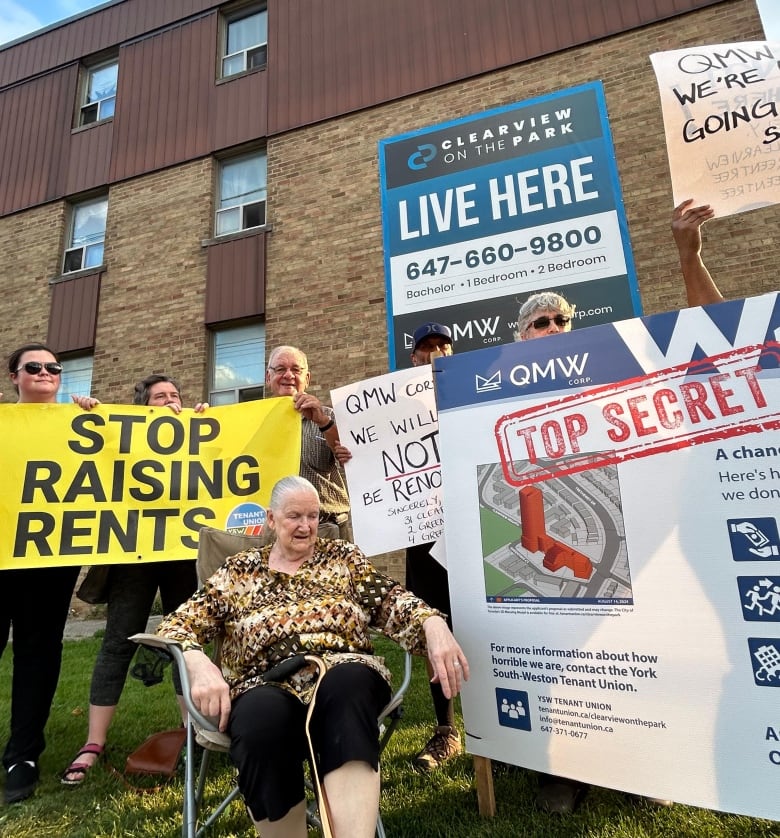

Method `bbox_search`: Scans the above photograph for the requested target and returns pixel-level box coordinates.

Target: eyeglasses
[16,361,63,375]
[268,365,307,376]
[528,314,570,331]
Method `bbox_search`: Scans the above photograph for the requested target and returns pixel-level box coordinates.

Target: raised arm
[671,199,723,307]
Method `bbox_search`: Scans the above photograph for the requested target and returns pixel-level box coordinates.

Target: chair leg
[183,721,196,838]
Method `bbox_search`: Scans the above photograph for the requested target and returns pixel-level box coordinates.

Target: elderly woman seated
[156,474,468,838]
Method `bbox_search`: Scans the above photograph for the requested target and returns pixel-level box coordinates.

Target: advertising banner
[435,294,780,817]
[0,398,301,570]
[331,366,442,556]
[650,41,780,217]
[378,81,642,369]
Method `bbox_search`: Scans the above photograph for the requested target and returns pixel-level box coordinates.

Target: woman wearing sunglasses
[1,343,98,804]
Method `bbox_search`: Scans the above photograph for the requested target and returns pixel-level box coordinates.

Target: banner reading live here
[436,293,780,818]
[0,399,301,570]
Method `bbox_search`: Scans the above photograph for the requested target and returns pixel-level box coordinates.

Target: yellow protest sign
[0,398,301,569]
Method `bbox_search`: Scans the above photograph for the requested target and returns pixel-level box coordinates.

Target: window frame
[78,57,119,127]
[209,322,266,405]
[62,195,108,275]
[215,149,267,238]
[56,354,94,404]
[220,5,268,80]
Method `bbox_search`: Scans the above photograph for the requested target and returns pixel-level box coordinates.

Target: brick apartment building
[0,0,775,573]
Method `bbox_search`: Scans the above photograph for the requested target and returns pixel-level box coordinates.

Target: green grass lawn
[1,633,779,837]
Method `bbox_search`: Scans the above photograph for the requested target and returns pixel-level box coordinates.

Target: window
[80,60,118,126]
[63,197,108,273]
[216,151,267,236]
[222,8,267,78]
[56,355,94,404]
[210,322,266,404]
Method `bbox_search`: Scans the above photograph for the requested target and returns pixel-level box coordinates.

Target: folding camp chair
[132,525,412,838]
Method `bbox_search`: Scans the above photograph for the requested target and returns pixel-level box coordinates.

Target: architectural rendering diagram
[477,459,633,605]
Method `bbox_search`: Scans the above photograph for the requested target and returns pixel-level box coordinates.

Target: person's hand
[332,442,352,465]
[184,649,231,731]
[71,395,101,410]
[423,615,469,699]
[292,392,331,428]
[671,198,714,258]
[193,402,209,414]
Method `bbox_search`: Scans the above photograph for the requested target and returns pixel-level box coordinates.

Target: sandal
[61,742,104,786]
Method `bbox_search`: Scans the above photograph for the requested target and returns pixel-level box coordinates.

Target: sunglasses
[529,314,570,330]
[16,361,63,375]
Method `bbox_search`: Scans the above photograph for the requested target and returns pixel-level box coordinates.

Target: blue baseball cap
[412,322,453,351]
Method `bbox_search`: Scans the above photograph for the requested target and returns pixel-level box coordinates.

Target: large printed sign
[650,42,780,217]
[378,82,642,369]
[0,399,301,569]
[331,366,442,556]
[436,295,780,818]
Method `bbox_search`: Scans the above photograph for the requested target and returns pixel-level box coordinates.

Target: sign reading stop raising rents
[435,293,780,818]
[650,41,780,217]
[0,399,300,569]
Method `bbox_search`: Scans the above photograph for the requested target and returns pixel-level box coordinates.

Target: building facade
[0,0,774,574]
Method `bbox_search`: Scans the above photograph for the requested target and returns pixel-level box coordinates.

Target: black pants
[0,565,80,768]
[89,560,197,705]
[405,542,455,727]
[405,541,451,623]
[229,662,390,823]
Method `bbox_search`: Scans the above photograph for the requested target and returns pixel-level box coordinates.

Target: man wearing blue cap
[406,322,462,770]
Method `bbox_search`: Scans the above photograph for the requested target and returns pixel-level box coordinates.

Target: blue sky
[0,0,107,46]
[1,0,779,48]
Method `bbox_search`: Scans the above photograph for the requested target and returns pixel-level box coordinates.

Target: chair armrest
[380,650,413,721]
[130,632,222,736]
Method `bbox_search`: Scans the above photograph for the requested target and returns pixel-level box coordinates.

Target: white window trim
[79,59,118,127]
[221,7,268,79]
[215,150,267,237]
[63,197,108,274]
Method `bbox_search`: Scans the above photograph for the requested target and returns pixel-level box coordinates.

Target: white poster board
[331,366,442,556]
[436,295,780,818]
[650,42,780,217]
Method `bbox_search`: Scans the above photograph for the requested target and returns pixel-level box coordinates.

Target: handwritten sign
[650,41,780,216]
[331,367,442,556]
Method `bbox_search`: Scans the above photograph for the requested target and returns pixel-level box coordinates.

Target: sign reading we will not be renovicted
[331,366,442,557]
[0,399,301,570]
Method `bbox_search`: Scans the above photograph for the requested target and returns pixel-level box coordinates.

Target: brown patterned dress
[156,538,442,702]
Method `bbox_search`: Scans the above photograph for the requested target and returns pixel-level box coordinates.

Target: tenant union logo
[407,143,437,170]
[476,370,502,393]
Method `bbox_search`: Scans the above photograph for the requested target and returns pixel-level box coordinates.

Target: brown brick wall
[0,203,67,360]
[265,1,770,400]
[0,0,772,579]
[90,158,214,406]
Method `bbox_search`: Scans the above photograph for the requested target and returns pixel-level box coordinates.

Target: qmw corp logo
[475,352,591,393]
[404,317,502,350]
[407,143,437,171]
